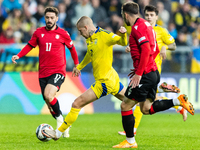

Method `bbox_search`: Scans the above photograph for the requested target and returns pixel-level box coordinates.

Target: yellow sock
[134,105,143,129]
[58,107,81,132]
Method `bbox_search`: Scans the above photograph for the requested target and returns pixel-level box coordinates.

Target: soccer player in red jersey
[11,7,79,138]
[113,2,194,148]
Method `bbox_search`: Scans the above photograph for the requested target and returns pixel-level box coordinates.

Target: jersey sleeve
[64,31,74,49]
[161,28,175,45]
[132,28,149,46]
[28,30,38,48]
[106,32,128,46]
[76,50,91,71]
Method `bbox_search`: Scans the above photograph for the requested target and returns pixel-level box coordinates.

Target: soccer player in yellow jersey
[118,5,187,136]
[42,16,128,139]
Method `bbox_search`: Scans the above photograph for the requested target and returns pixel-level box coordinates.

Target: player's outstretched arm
[12,55,19,64]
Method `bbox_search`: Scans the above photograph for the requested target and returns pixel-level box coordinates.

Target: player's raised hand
[125,46,130,53]
[72,67,81,77]
[119,26,127,34]
[12,55,19,64]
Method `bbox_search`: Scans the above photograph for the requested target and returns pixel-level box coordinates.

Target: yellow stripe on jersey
[77,27,127,81]
[154,25,175,73]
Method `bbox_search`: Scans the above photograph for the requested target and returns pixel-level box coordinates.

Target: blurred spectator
[192,24,200,41]
[0,27,15,44]
[25,0,37,15]
[33,3,44,23]
[63,0,77,35]
[37,0,48,7]
[157,1,170,28]
[109,13,123,33]
[48,0,56,7]
[175,31,188,46]
[168,22,178,39]
[71,0,94,27]
[57,2,67,28]
[100,0,110,16]
[13,30,22,43]
[137,0,150,17]
[2,0,22,12]
[173,3,191,32]
[0,0,8,18]
[191,37,200,73]
[21,1,37,33]
[91,0,109,27]
[21,24,36,43]
[2,8,23,32]
[190,6,200,24]
[71,0,94,40]
[189,0,200,7]
[108,0,122,17]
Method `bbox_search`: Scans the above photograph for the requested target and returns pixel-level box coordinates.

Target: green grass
[0,113,199,150]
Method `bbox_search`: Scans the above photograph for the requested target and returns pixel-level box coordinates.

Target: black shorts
[39,73,65,96]
[125,70,160,102]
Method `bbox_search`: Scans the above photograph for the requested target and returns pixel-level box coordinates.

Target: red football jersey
[129,18,158,75]
[28,26,75,78]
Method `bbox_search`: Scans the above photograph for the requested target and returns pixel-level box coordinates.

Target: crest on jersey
[55,35,59,39]
[134,26,138,30]
[41,34,44,37]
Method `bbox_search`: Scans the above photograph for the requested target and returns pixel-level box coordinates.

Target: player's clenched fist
[12,55,19,64]
[119,26,127,34]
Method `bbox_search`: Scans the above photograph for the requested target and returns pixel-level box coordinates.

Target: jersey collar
[95,26,100,33]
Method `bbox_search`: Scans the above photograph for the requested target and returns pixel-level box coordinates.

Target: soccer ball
[36,123,53,142]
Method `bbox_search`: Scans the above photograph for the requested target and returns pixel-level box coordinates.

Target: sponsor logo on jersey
[41,34,44,37]
[55,35,59,39]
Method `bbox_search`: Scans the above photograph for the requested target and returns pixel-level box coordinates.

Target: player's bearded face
[122,12,130,26]
[45,12,58,30]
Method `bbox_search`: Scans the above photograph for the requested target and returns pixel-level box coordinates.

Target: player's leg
[42,83,100,140]
[156,88,188,121]
[113,96,138,148]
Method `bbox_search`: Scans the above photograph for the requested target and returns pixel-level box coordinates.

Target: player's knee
[72,97,83,109]
[140,107,150,115]
[44,93,54,102]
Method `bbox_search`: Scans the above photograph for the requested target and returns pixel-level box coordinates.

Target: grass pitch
[0,113,199,150]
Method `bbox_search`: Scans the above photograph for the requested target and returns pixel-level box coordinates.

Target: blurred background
[0,0,200,114]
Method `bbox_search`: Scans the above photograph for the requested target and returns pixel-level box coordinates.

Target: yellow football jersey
[77,27,127,81]
[154,25,175,73]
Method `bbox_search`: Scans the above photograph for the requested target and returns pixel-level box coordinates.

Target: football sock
[176,106,183,111]
[127,137,135,144]
[50,97,62,118]
[172,97,180,106]
[157,87,164,93]
[149,99,174,114]
[58,107,80,132]
[55,129,63,138]
[133,105,143,129]
[122,110,135,138]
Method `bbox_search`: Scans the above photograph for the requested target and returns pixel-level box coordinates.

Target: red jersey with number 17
[129,18,158,76]
[28,26,74,78]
